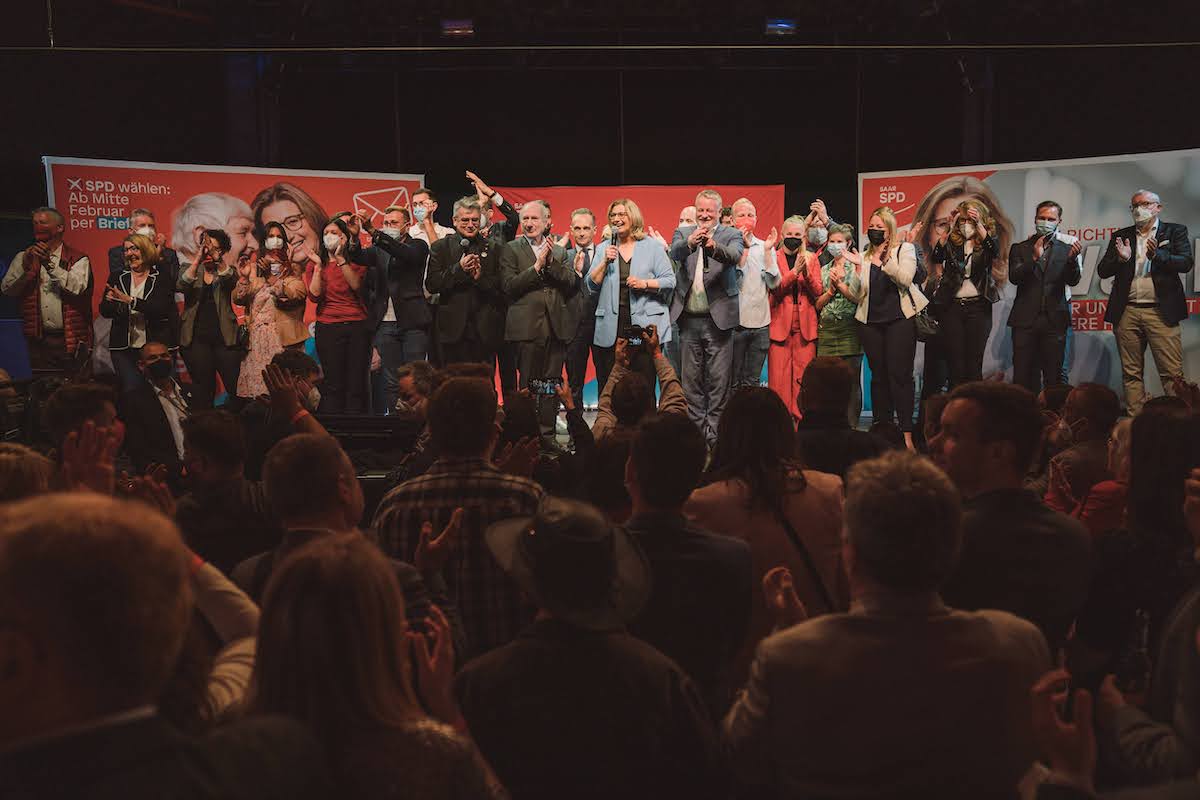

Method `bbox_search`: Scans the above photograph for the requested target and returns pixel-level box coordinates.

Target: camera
[622,324,644,350]
[529,378,562,396]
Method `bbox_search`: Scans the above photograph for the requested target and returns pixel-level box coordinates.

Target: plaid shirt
[372,456,543,660]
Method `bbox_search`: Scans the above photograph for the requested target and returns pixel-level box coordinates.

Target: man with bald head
[501,200,580,449]
[1097,189,1194,414]
[0,493,331,796]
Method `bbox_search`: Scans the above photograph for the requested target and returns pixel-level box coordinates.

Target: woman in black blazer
[101,233,178,393]
[930,200,1000,387]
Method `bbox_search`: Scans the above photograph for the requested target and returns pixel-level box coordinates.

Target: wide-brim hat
[486,496,650,630]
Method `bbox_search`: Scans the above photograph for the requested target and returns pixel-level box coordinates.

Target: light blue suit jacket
[585,237,677,348]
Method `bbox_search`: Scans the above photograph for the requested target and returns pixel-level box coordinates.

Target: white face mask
[413,205,429,223]
[322,234,341,251]
[959,222,976,240]
[1132,205,1155,224]
[135,225,154,238]
[264,236,284,250]
[381,227,403,239]
[825,242,845,259]
[269,261,282,276]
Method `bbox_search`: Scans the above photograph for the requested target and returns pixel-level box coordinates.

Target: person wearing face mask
[1007,201,1084,394]
[232,222,309,401]
[120,340,190,489]
[408,187,454,245]
[355,205,432,414]
[101,233,177,393]
[767,215,824,422]
[304,217,370,415]
[1097,189,1194,415]
[930,200,1001,388]
[854,206,928,448]
[815,224,867,425]
[1041,383,1121,517]
[178,228,243,410]
[803,198,841,267]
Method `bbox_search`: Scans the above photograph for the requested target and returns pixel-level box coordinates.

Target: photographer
[593,324,687,442]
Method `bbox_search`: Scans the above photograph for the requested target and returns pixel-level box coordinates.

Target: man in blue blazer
[669,189,745,446]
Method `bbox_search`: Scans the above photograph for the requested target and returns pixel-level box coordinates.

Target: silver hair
[520,199,551,218]
[695,189,723,209]
[32,206,64,226]
[731,197,755,214]
[844,450,962,592]
[170,192,252,261]
[452,196,482,218]
[127,208,156,227]
[1131,188,1162,204]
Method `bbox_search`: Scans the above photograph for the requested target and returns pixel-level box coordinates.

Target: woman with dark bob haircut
[250,533,503,799]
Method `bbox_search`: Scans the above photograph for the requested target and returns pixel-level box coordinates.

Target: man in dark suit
[1097,189,1194,415]
[356,205,431,414]
[931,381,1091,654]
[121,340,189,488]
[469,170,521,401]
[0,492,333,799]
[425,197,507,368]
[564,207,600,413]
[501,199,580,449]
[669,189,746,446]
[1007,201,1084,393]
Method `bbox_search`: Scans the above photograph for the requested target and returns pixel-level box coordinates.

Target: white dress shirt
[955,241,980,299]
[1129,219,1160,303]
[408,222,455,245]
[154,380,189,459]
[737,236,781,329]
[686,235,710,315]
[129,274,148,348]
[0,244,91,330]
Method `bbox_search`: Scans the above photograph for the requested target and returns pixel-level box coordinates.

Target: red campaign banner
[494,184,786,241]
[859,170,996,231]
[43,156,424,316]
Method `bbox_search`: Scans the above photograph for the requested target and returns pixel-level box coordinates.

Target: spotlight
[764,18,797,36]
[441,18,474,38]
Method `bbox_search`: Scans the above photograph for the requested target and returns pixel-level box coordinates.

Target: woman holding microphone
[585,198,676,391]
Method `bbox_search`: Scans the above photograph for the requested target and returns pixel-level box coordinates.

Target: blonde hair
[0,443,53,503]
[123,233,160,270]
[911,175,1014,284]
[782,214,810,257]
[608,198,647,241]
[949,199,995,247]
[866,206,898,259]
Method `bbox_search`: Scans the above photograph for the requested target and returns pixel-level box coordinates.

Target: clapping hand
[125,463,176,517]
[1115,237,1133,262]
[647,225,668,250]
[262,363,306,419]
[534,241,551,272]
[905,221,924,244]
[763,226,779,251]
[408,605,463,726]
[573,248,587,276]
[763,566,808,631]
[61,419,124,495]
[105,285,133,304]
[1146,237,1159,260]
[415,508,464,574]
[1031,669,1096,793]
[740,226,754,247]
[496,436,540,478]
[810,199,829,225]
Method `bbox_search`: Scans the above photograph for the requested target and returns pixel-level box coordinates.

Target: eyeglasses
[1130,201,1159,210]
[279,213,307,232]
[931,217,952,233]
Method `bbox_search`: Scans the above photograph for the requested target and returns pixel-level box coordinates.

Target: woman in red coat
[768,215,825,421]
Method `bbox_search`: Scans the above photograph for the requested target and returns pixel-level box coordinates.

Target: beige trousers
[1115,305,1183,415]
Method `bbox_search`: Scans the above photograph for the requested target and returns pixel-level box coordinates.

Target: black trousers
[182,337,243,409]
[858,317,917,432]
[1012,313,1068,393]
[566,312,597,410]
[515,337,567,445]
[314,319,370,415]
[440,324,498,371]
[939,298,992,387]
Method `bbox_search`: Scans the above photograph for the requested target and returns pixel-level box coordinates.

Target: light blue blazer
[585,237,677,348]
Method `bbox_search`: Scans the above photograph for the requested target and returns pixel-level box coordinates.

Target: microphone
[610,228,619,248]
[460,238,471,250]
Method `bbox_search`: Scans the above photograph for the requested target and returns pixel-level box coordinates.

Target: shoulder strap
[774,509,836,614]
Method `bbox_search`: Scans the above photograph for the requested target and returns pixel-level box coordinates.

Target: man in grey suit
[501,199,581,449]
[669,189,745,446]
[723,449,1051,798]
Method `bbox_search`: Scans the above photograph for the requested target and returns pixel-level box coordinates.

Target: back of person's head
[1128,411,1200,551]
[868,420,906,449]
[270,349,320,380]
[946,381,1042,473]
[263,434,355,525]
[0,493,191,744]
[395,360,438,399]
[499,393,540,445]
[1040,383,1074,415]
[0,443,53,503]
[1141,395,1190,416]
[43,382,117,447]
[1064,382,1121,441]
[182,410,246,474]
[428,378,497,458]
[252,533,418,744]
[612,372,655,427]
[845,451,962,593]
[629,413,705,509]
[589,429,634,523]
[799,356,853,414]
[708,387,802,512]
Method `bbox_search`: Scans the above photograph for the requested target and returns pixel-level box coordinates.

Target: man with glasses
[1097,189,1194,414]
[425,197,507,367]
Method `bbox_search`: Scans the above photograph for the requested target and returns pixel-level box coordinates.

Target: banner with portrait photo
[858,148,1200,400]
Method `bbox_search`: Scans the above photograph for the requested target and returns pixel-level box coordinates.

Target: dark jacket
[100,268,178,350]
[668,224,746,330]
[120,379,187,479]
[501,237,581,343]
[360,232,431,332]
[796,410,893,479]
[1097,221,1193,327]
[483,196,520,244]
[624,509,754,713]
[109,244,181,346]
[456,617,728,800]
[941,487,1091,653]
[425,234,507,346]
[175,477,282,575]
[931,234,1001,305]
[0,712,333,800]
[1007,234,1083,329]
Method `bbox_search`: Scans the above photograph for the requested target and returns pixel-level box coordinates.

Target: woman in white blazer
[854,206,928,448]
[585,198,676,392]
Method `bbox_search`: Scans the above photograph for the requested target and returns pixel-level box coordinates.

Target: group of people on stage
[2,175,1193,446]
